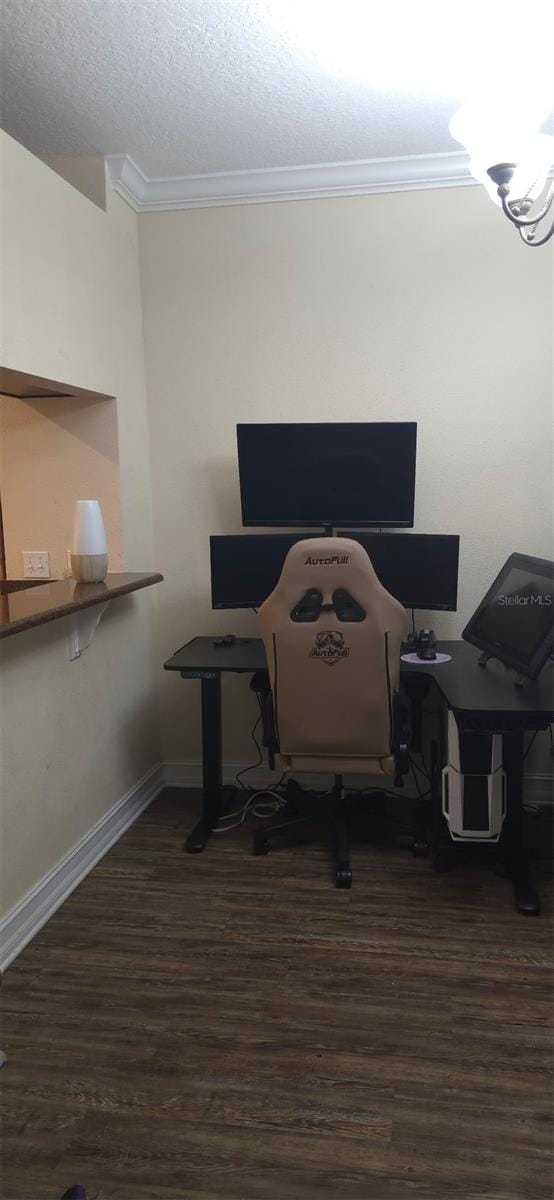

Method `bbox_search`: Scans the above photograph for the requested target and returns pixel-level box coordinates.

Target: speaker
[442,713,506,842]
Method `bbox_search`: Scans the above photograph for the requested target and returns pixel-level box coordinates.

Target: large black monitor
[237,423,417,528]
[210,534,311,609]
[462,553,553,678]
[338,532,460,611]
[210,531,459,611]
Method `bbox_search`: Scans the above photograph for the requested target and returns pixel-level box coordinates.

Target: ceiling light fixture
[449,102,554,246]
[259,0,554,245]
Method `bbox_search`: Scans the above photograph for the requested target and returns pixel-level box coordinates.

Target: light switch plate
[22,551,50,578]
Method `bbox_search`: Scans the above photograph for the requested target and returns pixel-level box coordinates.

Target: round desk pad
[401,652,452,665]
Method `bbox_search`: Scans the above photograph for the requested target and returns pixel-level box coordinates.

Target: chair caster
[336,866,352,889]
[412,839,429,857]
[513,876,540,916]
[253,836,269,856]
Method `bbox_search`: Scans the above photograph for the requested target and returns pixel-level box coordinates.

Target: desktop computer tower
[442,713,506,842]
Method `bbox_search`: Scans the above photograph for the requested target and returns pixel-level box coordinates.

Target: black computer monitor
[210,533,312,609]
[211,531,459,612]
[237,423,417,528]
[337,532,460,611]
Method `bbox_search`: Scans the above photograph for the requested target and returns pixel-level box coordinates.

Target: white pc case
[442,712,506,842]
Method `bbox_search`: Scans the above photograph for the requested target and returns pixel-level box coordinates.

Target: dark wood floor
[2,788,553,1200]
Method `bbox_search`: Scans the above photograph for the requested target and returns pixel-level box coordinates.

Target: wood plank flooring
[2,788,553,1200]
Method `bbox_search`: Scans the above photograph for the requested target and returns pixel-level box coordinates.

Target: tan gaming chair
[252,537,411,887]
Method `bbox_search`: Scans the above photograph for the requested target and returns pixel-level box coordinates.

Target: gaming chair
[251,536,411,887]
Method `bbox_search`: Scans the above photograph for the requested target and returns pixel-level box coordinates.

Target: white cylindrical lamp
[71,500,108,583]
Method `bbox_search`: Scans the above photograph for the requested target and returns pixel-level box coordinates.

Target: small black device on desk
[213,634,236,647]
[417,630,436,660]
[404,628,437,660]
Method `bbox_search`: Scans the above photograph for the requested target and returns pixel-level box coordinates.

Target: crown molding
[106,150,476,213]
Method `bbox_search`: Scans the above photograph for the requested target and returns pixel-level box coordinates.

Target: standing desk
[164,638,553,914]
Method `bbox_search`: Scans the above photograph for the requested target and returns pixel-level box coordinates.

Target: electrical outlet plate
[22,551,50,578]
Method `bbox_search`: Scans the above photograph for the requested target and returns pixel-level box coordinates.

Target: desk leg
[502,732,540,916]
[185,674,224,853]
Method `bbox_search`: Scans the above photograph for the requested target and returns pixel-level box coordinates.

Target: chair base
[253,777,430,888]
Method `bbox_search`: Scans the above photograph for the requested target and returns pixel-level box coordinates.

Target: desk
[164,637,553,913]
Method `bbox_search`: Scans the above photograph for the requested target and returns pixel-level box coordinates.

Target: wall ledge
[0,572,163,640]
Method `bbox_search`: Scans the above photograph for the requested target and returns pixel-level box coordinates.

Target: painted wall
[138,187,553,771]
[0,132,160,917]
[0,393,123,579]
[46,155,107,209]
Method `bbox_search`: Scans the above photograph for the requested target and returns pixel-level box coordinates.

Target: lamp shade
[72,500,108,555]
[450,102,554,206]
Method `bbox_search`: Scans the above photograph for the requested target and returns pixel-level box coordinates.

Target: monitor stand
[478,652,531,690]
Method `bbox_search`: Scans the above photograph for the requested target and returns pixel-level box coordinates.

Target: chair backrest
[258,536,408,770]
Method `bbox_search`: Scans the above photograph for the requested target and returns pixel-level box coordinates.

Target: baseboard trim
[0,764,164,972]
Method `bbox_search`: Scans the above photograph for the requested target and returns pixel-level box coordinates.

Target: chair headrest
[269,536,388,607]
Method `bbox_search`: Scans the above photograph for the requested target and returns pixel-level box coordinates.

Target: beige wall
[0,132,160,917]
[0,393,123,579]
[46,155,107,209]
[1,135,113,396]
[138,188,553,769]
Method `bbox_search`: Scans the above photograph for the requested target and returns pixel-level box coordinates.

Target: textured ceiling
[0,0,472,178]
[2,0,552,181]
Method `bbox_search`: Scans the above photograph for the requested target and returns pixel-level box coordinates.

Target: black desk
[164,638,553,912]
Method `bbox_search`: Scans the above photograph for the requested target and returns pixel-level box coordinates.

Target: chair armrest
[250,670,279,768]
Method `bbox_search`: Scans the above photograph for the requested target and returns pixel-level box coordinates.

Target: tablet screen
[469,563,553,666]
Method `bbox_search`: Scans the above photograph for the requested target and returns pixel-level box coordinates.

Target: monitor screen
[462,553,554,677]
[210,533,312,609]
[210,531,458,611]
[337,532,460,611]
[237,422,417,527]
